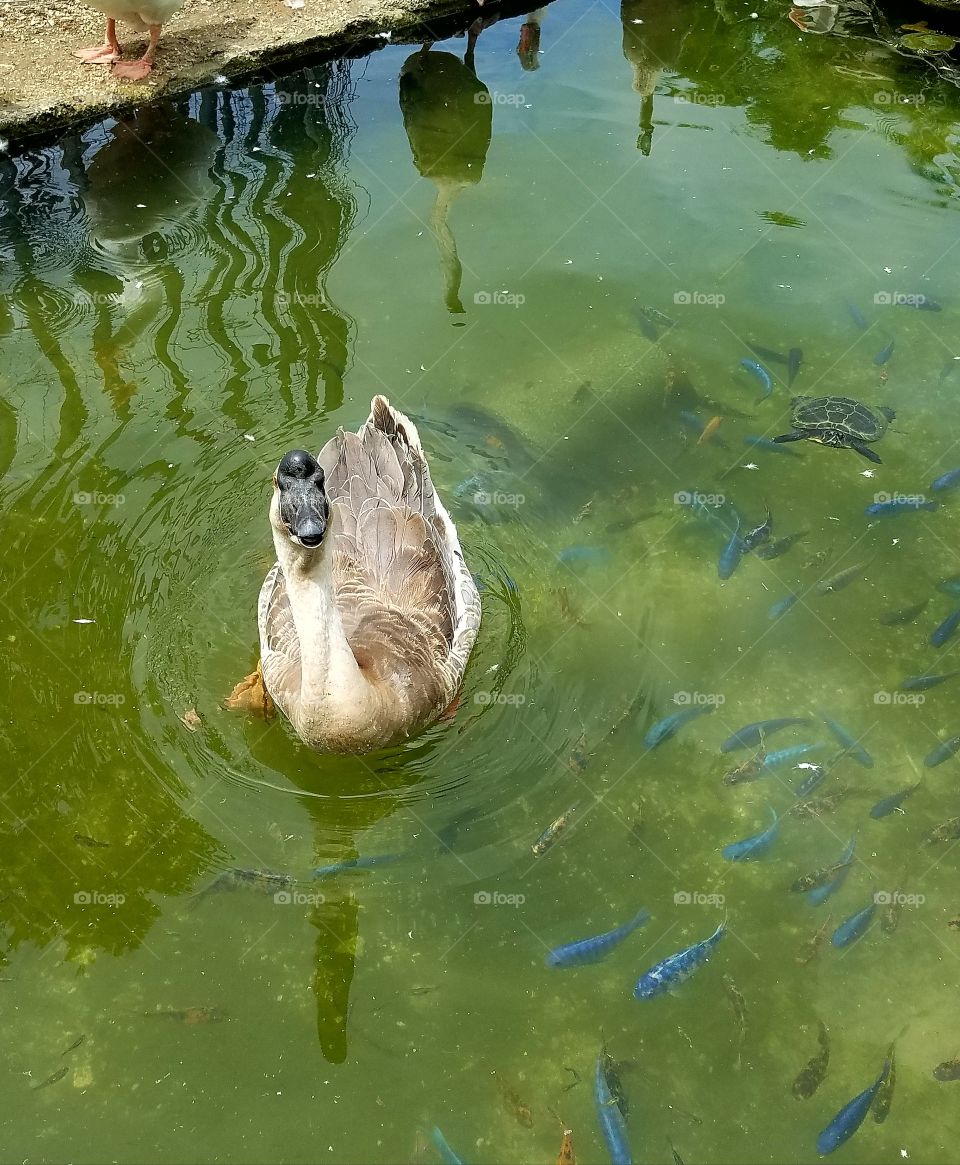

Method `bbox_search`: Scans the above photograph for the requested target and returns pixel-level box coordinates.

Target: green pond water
[5,0,960,1160]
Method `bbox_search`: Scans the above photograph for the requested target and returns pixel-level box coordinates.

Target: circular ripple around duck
[121,406,576,887]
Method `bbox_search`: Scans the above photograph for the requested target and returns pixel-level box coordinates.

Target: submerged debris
[793,1021,830,1100]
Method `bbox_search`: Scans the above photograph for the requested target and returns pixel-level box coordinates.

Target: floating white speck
[375,30,391,38]
[136,203,146,208]
[73,619,96,624]
[243,433,255,441]
[284,0,305,9]
[306,173,316,178]
[420,364,427,371]
[861,468,876,477]
[565,259,573,265]
[743,463,760,470]
[214,74,227,84]
[883,266,892,274]
[892,538,900,546]
[828,516,840,522]
[631,17,642,22]
[0,138,8,155]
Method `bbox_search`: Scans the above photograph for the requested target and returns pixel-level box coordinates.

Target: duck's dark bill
[277,450,328,547]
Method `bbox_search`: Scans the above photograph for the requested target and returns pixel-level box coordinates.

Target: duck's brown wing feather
[316,402,457,702]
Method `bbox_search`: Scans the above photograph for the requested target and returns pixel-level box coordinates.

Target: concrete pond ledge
[0,0,519,145]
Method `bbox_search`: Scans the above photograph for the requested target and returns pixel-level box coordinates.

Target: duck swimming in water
[227,396,481,753]
[74,0,184,81]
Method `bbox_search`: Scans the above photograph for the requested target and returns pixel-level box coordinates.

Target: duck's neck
[272,520,374,723]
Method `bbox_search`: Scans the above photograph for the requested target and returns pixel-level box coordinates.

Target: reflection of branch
[430,182,468,315]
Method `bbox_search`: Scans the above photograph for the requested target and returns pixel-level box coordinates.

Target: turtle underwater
[773,396,895,464]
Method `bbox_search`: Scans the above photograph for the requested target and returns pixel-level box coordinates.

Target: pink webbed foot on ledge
[111,57,154,81]
[73,43,121,63]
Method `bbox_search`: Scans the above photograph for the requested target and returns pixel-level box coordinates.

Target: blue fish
[595,1050,632,1164]
[559,542,610,566]
[769,593,800,620]
[795,763,826,798]
[899,671,958,691]
[633,922,726,1000]
[931,609,960,648]
[820,714,873,768]
[680,410,705,435]
[931,468,960,492]
[870,783,920,819]
[761,743,823,771]
[310,854,402,879]
[744,435,801,456]
[832,898,877,948]
[847,302,868,330]
[740,358,774,400]
[865,497,937,517]
[718,517,745,581]
[925,733,960,767]
[720,717,811,752]
[722,808,779,861]
[807,834,856,906]
[644,705,713,749]
[873,338,895,366]
[431,1127,467,1165]
[558,545,612,568]
[816,1060,890,1156]
[681,490,725,529]
[546,910,651,969]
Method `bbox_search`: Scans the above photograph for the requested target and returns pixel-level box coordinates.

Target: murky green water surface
[5,1,960,1160]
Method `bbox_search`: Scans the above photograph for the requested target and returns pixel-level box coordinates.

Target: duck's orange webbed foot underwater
[224,663,275,719]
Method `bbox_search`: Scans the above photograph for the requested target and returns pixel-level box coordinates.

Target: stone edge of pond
[0,0,532,149]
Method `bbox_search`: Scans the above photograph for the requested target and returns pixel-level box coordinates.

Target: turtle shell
[789,395,893,443]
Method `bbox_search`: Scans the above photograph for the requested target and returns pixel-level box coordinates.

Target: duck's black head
[274,450,328,548]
